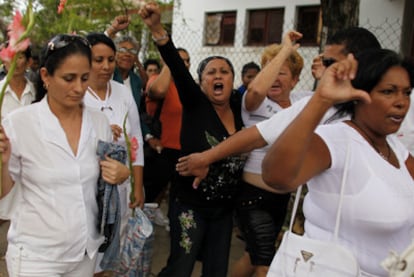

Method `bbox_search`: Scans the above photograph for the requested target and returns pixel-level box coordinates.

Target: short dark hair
[197,56,235,82]
[241,62,260,76]
[86,32,116,53]
[326,27,381,56]
[143,59,160,70]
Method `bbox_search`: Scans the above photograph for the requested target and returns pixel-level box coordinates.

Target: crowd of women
[0,1,413,277]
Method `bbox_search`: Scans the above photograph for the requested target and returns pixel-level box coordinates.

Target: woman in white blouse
[0,34,130,276]
[84,33,145,274]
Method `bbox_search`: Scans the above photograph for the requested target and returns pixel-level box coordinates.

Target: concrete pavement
[0,204,245,276]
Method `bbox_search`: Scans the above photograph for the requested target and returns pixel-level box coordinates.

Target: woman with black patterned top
[139,3,246,277]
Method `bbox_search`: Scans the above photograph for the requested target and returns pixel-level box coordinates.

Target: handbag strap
[288,140,351,240]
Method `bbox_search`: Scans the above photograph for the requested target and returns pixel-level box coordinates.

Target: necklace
[350,120,391,161]
[87,82,112,111]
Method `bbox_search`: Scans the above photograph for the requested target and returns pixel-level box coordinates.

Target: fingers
[100,159,130,184]
[192,177,202,189]
[332,54,357,81]
[111,125,122,142]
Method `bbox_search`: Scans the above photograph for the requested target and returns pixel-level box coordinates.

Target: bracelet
[152,31,169,42]
[145,133,154,142]
[107,25,117,33]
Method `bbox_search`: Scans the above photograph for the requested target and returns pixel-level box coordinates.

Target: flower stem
[122,112,135,215]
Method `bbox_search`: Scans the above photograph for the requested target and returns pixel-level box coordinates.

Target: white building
[170,0,413,91]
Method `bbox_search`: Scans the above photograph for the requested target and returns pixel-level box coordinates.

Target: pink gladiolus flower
[0,11,30,63]
[0,46,15,63]
[130,136,138,162]
[57,0,67,14]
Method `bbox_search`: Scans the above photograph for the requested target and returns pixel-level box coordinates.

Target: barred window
[247,8,284,46]
[296,5,322,46]
[204,11,236,46]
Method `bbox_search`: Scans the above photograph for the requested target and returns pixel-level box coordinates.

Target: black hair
[241,62,260,75]
[86,32,116,53]
[143,59,160,70]
[176,47,189,55]
[34,35,92,103]
[326,27,381,56]
[327,49,414,121]
[197,56,235,82]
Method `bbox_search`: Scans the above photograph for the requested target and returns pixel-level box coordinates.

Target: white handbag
[382,240,414,277]
[267,143,361,277]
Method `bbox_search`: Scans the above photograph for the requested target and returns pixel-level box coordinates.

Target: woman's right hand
[176,153,210,189]
[281,30,302,52]
[0,126,11,164]
[138,2,162,30]
[314,54,371,106]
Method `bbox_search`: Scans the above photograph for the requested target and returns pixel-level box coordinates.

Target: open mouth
[214,83,224,91]
[389,115,405,123]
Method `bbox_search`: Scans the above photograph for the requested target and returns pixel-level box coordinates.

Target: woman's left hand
[100,156,130,184]
[129,186,144,209]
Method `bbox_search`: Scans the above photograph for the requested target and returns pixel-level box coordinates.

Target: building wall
[171,0,406,91]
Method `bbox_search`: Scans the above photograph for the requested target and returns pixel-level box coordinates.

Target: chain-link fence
[139,17,402,93]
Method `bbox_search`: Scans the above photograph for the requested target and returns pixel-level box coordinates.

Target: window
[247,8,284,46]
[204,11,236,46]
[296,6,322,46]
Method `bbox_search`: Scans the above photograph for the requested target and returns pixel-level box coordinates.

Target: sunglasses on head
[46,34,90,58]
[322,57,337,68]
[117,47,138,55]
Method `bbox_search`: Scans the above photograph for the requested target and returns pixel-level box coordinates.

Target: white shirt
[0,77,35,119]
[306,123,414,276]
[241,92,307,174]
[3,97,112,262]
[257,96,347,145]
[83,80,144,166]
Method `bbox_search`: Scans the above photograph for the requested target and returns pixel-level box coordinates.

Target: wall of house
[171,0,406,91]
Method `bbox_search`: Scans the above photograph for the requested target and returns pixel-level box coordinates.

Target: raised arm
[245,31,302,111]
[105,15,131,39]
[147,62,173,100]
[139,2,200,106]
[262,54,370,192]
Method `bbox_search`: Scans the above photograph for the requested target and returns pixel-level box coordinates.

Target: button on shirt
[3,97,112,262]
[0,78,35,119]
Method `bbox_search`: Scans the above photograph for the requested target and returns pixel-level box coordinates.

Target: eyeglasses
[46,34,90,59]
[322,57,337,68]
[117,47,138,55]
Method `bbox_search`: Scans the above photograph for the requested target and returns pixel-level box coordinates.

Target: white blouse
[3,97,112,262]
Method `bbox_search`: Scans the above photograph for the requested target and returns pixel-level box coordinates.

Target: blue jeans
[158,197,233,277]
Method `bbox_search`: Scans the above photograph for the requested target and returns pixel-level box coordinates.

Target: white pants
[6,245,97,277]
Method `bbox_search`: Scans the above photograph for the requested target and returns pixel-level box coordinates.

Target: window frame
[296,5,322,47]
[204,11,237,46]
[246,8,285,46]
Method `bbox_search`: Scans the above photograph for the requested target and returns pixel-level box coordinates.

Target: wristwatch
[145,133,154,142]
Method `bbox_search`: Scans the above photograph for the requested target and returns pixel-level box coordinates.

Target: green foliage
[0,0,171,57]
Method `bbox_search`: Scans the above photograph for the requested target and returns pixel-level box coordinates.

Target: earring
[43,83,49,90]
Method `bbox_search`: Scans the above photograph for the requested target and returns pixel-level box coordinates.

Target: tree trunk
[320,0,360,46]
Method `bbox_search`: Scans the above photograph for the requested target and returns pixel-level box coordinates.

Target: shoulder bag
[267,142,361,276]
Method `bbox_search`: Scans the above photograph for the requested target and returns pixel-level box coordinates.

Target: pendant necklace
[350,120,391,161]
[87,82,112,111]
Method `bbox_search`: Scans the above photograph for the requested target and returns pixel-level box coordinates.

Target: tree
[0,0,172,60]
[320,0,359,45]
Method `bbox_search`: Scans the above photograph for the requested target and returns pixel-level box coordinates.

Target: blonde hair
[261,44,304,78]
